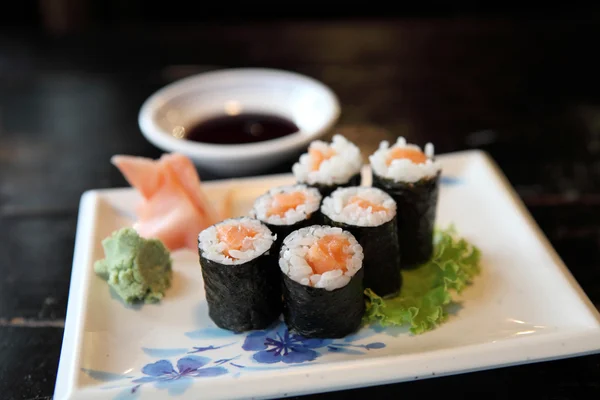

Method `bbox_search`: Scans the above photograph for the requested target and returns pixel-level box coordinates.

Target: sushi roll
[292,134,363,198]
[320,186,402,297]
[279,225,365,338]
[250,184,322,253]
[369,137,442,268]
[198,217,281,332]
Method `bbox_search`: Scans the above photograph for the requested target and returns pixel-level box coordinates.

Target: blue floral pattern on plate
[84,320,386,398]
[127,356,228,396]
[134,356,228,383]
[242,322,333,364]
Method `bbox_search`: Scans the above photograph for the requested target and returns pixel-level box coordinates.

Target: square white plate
[54,150,600,400]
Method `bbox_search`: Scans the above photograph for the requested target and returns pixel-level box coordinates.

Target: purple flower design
[132,355,227,395]
[242,322,332,364]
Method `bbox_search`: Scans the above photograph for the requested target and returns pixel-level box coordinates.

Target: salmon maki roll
[250,184,322,255]
[198,217,280,332]
[321,186,402,298]
[369,137,442,268]
[292,134,363,198]
[279,225,365,338]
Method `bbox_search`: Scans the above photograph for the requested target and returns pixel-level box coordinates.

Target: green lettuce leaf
[363,225,482,334]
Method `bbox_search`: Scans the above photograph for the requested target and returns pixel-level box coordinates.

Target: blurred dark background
[2,3,600,399]
[7,2,600,30]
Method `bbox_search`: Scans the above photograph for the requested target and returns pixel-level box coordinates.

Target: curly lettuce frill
[363,225,482,334]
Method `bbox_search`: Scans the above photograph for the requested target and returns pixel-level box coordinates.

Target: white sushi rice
[198,217,276,265]
[321,186,396,227]
[292,134,363,185]
[279,225,364,291]
[250,184,322,226]
[369,137,442,183]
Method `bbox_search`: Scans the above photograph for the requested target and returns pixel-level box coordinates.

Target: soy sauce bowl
[138,68,341,176]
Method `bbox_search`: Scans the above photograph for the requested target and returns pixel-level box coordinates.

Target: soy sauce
[183,113,299,145]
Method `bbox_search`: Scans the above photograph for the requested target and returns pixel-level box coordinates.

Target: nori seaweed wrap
[198,217,281,332]
[278,225,365,338]
[292,134,364,199]
[372,172,440,268]
[320,186,402,297]
[368,137,442,268]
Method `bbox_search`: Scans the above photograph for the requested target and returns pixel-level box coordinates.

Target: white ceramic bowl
[138,68,340,176]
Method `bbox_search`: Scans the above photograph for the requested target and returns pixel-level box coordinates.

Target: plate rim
[53,149,600,400]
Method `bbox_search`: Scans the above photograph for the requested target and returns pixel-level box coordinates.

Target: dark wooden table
[2,17,600,399]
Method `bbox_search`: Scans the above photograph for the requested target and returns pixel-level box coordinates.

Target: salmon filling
[266,191,307,217]
[216,225,258,258]
[305,234,351,274]
[347,195,388,212]
[385,147,428,166]
[309,147,337,171]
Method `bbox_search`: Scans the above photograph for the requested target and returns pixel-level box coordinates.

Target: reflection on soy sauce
[181,113,299,145]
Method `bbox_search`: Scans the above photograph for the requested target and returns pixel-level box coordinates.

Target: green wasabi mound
[363,225,482,334]
[94,227,173,304]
